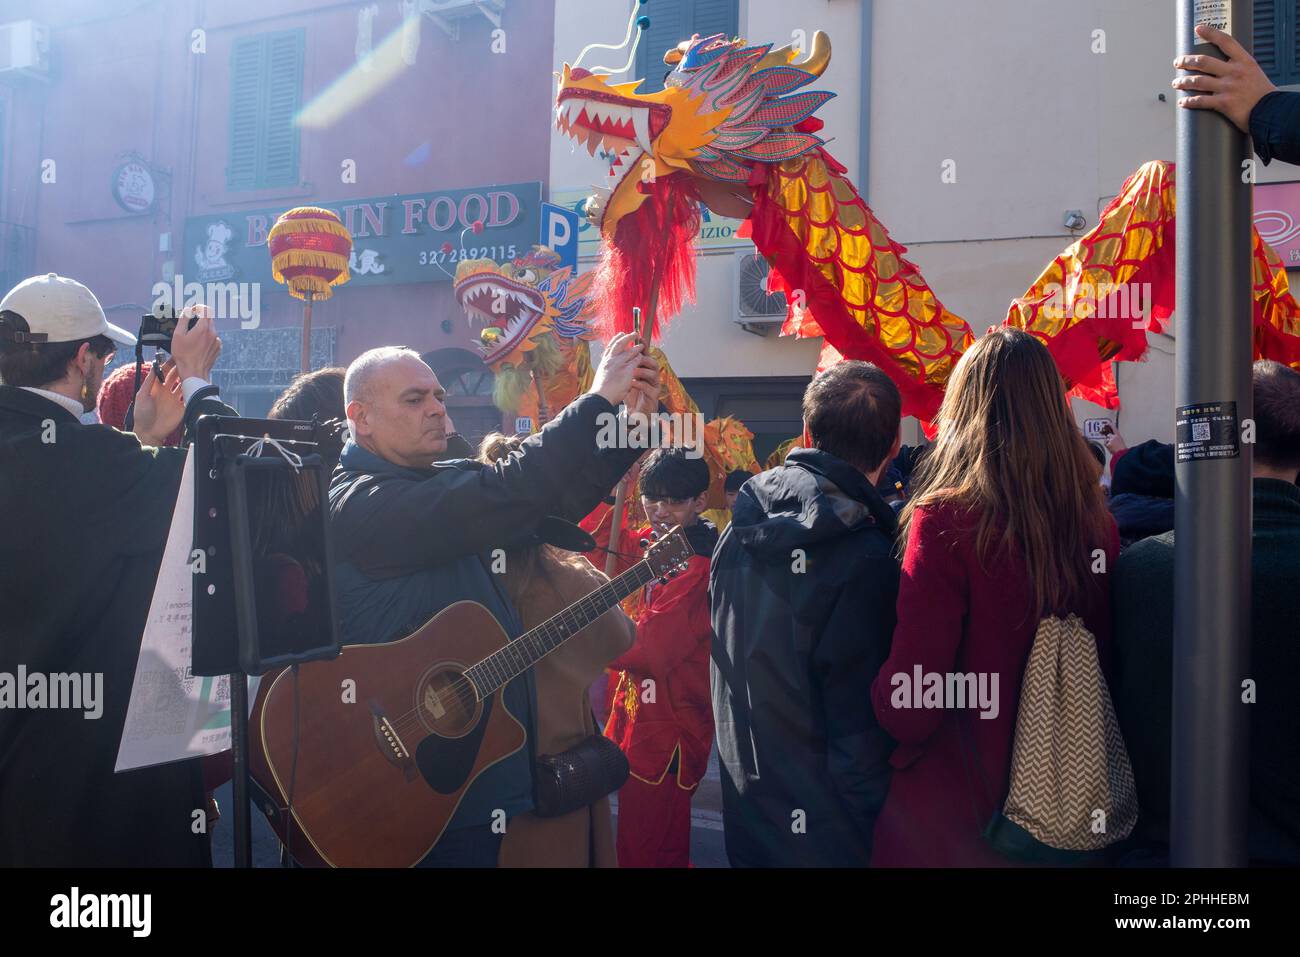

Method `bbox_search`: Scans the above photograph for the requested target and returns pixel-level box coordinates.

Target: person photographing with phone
[327,332,658,866]
[0,276,234,866]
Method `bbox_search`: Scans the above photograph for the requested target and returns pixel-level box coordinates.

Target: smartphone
[138,308,199,351]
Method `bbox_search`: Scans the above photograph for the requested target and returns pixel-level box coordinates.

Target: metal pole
[230,672,252,868]
[1171,0,1253,867]
[301,293,314,373]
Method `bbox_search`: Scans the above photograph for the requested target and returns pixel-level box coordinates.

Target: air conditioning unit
[418,0,506,37]
[734,251,788,335]
[0,20,51,81]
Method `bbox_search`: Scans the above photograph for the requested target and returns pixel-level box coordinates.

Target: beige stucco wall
[553,0,1287,448]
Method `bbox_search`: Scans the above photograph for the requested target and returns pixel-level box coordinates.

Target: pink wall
[1,0,556,381]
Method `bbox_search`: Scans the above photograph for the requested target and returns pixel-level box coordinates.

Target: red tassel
[591,175,703,340]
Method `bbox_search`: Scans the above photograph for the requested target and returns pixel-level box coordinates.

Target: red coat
[869,501,1119,866]
[580,501,641,580]
[604,550,714,789]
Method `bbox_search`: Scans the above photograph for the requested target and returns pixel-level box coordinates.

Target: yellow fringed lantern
[267,206,353,371]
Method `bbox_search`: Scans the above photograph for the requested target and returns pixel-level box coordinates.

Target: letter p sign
[540,202,580,271]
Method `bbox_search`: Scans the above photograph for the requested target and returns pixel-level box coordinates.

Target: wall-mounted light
[1064,210,1087,231]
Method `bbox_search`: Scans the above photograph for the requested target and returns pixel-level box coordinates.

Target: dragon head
[453,245,594,368]
[556,30,834,240]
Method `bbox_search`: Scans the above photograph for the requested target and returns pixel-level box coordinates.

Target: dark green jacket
[1114,478,1300,865]
[0,385,234,866]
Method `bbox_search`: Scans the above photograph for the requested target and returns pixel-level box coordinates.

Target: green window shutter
[1289,0,1300,84]
[261,30,304,188]
[1254,1,1280,80]
[633,0,739,95]
[227,29,304,191]
[634,0,688,95]
[228,37,264,190]
[691,0,740,42]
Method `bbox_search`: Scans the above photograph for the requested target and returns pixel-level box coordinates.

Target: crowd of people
[3,270,1296,868]
[2,25,1299,868]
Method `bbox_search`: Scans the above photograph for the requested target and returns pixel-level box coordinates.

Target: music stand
[192,415,342,867]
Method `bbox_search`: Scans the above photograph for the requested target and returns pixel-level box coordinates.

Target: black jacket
[1108,492,1176,549]
[327,394,640,840]
[1114,478,1300,866]
[0,385,234,866]
[709,447,898,867]
[1109,440,1176,548]
[1251,91,1300,167]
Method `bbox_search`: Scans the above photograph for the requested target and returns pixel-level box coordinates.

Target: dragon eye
[517,269,537,283]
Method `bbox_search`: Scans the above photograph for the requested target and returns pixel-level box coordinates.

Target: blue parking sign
[540,202,581,270]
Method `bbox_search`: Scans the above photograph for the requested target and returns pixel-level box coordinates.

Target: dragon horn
[798,31,832,77]
[756,30,831,77]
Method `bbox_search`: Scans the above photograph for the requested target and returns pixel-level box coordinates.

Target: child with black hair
[724,468,752,512]
[604,446,717,867]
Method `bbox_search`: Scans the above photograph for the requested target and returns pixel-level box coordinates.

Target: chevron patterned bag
[983,614,1138,863]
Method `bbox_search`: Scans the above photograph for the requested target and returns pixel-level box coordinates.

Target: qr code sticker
[1192,421,1211,442]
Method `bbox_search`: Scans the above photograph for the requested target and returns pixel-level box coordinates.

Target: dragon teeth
[632,107,653,154]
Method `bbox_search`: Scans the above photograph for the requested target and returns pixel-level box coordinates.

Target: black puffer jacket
[709,447,897,867]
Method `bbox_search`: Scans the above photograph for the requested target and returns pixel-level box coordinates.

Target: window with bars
[633,0,740,94]
[1255,0,1300,86]
[227,29,305,191]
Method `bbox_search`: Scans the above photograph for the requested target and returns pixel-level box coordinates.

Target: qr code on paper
[1192,421,1211,442]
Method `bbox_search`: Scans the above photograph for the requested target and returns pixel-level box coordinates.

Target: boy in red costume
[604,447,716,867]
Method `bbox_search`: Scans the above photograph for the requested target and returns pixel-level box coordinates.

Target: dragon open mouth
[454,271,546,364]
[555,83,670,231]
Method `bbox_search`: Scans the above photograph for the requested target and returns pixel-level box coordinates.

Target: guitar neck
[466,558,659,697]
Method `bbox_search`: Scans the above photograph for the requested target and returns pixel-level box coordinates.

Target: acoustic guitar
[249,527,692,867]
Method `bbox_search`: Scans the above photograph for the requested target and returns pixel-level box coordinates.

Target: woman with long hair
[869,328,1119,866]
[477,432,635,867]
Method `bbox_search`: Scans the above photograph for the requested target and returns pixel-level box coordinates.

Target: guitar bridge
[370,702,417,782]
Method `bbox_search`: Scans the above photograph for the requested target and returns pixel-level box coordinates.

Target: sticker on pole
[1194,0,1232,42]
[1175,401,1240,462]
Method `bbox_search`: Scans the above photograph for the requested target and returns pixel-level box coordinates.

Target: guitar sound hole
[418,668,479,736]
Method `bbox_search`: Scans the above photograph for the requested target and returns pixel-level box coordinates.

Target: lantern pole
[301,291,314,373]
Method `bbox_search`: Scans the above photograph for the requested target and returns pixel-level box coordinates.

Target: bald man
[328,336,657,867]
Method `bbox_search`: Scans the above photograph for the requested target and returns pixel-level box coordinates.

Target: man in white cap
[0,274,234,866]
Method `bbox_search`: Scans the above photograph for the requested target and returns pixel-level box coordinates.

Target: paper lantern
[267,206,352,301]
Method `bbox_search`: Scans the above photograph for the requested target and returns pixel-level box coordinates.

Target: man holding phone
[0,276,234,865]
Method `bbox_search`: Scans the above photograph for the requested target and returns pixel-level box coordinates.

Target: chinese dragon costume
[454,246,758,519]
[556,22,1300,423]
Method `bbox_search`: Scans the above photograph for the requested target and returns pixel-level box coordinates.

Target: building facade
[0,0,556,442]
[551,0,1300,453]
[4,0,1298,455]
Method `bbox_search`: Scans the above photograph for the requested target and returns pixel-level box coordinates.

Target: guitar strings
[382,559,663,738]
[384,561,659,737]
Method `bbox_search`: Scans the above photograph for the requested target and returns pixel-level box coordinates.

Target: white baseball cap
[0,273,136,347]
